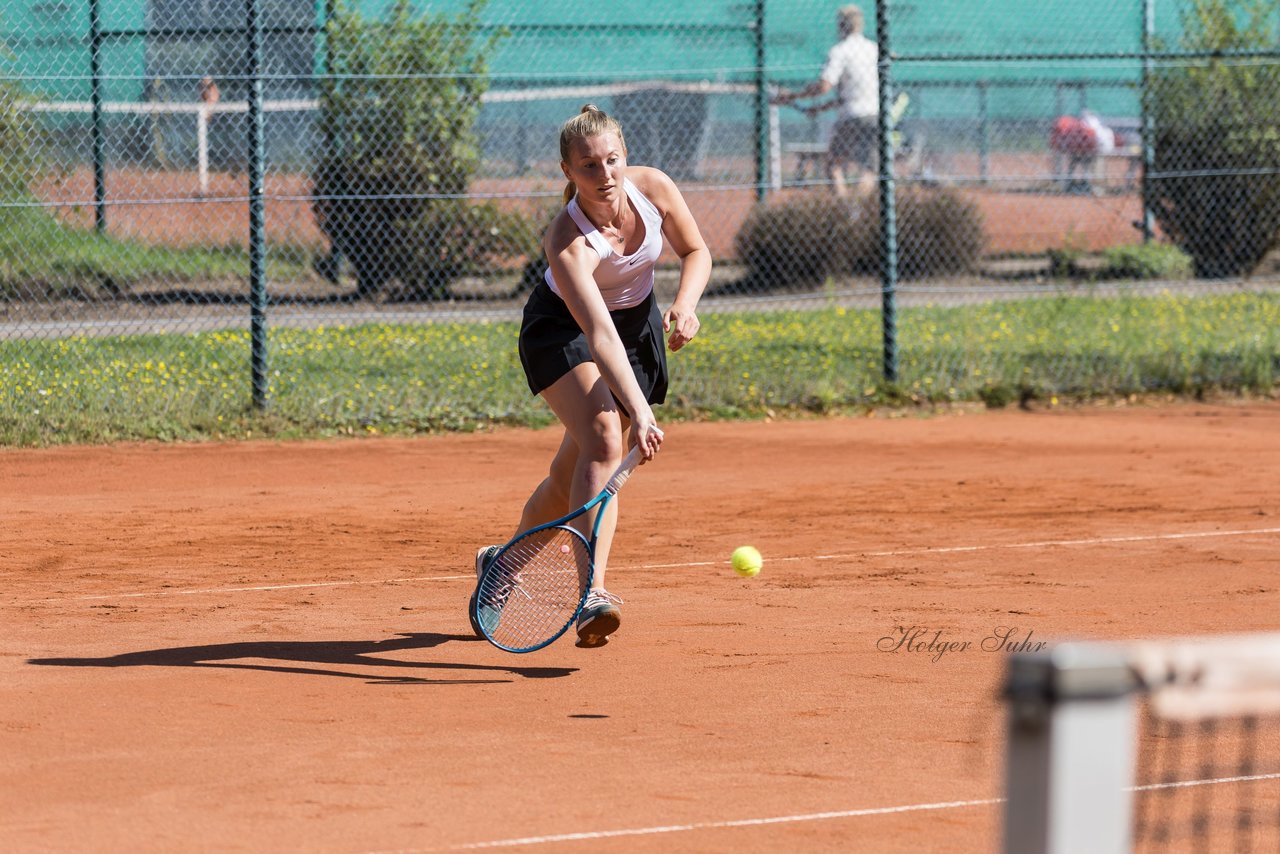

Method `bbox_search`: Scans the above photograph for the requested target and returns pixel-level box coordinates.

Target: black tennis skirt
[518,281,668,413]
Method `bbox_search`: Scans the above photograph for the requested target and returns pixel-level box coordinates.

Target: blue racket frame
[472,447,642,653]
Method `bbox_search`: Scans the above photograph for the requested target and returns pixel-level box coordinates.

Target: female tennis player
[473,104,711,648]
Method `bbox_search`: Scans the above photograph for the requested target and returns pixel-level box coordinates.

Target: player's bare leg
[515,430,577,532]
[827,157,850,198]
[537,363,625,582]
[537,362,627,645]
[856,167,876,197]
[512,427,625,586]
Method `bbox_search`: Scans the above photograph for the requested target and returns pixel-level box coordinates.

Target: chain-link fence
[2,1,1277,442]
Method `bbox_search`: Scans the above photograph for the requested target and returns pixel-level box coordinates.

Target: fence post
[246,0,269,410]
[1140,0,1155,243]
[978,79,990,185]
[754,0,769,202]
[319,0,344,274]
[875,0,898,385]
[88,0,107,234]
[196,106,210,195]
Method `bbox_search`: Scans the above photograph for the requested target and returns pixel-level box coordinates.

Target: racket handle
[605,445,645,495]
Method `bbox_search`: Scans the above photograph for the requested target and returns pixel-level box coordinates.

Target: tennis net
[1002,632,1280,854]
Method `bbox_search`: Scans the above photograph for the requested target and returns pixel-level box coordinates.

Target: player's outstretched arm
[543,217,663,457]
[631,167,711,352]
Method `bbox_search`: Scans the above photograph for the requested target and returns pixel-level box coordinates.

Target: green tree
[1149,0,1280,278]
[312,0,536,298]
[0,27,41,205]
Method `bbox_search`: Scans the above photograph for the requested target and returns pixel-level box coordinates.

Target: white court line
[1133,771,1280,792]
[633,525,1280,569]
[424,770,1280,851]
[863,526,1280,558]
[29,525,1280,603]
[430,798,1006,851]
[58,575,471,602]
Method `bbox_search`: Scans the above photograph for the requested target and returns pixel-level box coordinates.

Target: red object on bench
[1049,115,1098,156]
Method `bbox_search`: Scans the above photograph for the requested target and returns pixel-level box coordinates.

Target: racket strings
[477,526,591,650]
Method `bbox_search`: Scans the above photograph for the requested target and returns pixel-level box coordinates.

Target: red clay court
[3,401,1278,851]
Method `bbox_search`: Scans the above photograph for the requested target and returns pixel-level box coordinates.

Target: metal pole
[323,0,335,69]
[320,0,343,273]
[196,106,210,194]
[246,0,269,410]
[1140,0,1155,243]
[754,0,769,202]
[88,0,107,234]
[875,0,898,384]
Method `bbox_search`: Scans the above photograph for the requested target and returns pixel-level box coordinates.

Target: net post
[1002,643,1138,854]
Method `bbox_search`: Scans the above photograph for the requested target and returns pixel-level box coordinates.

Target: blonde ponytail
[558,104,627,206]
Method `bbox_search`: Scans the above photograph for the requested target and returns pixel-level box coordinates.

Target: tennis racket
[471,445,646,653]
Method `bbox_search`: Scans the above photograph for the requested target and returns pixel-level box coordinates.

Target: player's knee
[582,415,625,465]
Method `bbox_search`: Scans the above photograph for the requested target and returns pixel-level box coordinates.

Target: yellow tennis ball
[731,546,763,577]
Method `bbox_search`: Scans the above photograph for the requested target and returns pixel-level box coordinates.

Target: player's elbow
[680,243,712,269]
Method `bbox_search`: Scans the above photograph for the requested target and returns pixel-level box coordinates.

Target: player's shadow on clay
[28,632,575,685]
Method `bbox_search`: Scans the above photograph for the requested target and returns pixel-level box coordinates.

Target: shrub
[733,193,862,289]
[312,0,535,298]
[1149,0,1280,278]
[1100,243,1194,280]
[733,186,986,291]
[852,185,987,279]
[1046,247,1084,278]
[1046,228,1087,278]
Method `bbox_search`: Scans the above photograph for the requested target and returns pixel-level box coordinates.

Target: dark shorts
[829,114,877,170]
[518,281,668,415]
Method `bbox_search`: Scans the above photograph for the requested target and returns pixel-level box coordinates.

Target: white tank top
[545,177,663,310]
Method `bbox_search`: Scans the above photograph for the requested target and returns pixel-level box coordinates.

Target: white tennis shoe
[468,545,503,637]
[576,589,623,647]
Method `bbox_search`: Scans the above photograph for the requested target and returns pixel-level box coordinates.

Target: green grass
[0,206,310,295]
[2,290,1278,445]
[683,291,1279,412]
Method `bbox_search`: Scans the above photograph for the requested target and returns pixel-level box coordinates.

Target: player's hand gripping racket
[472,445,646,653]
